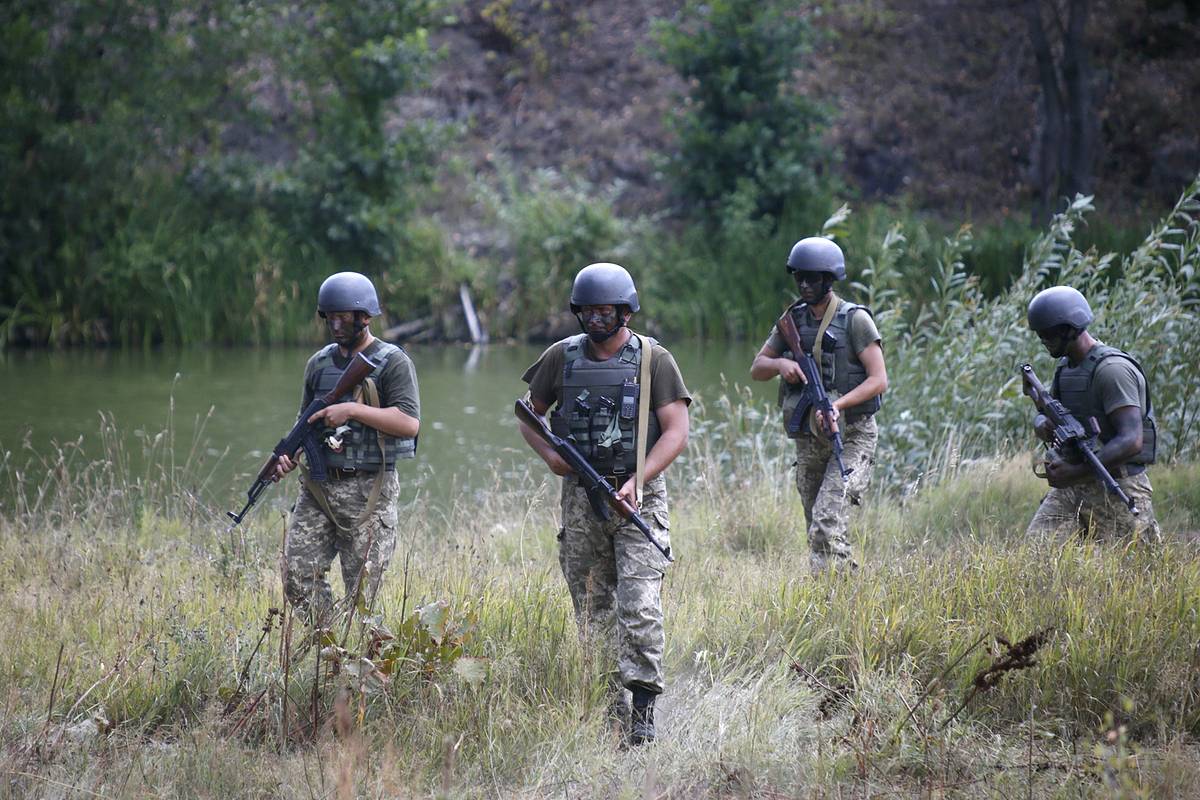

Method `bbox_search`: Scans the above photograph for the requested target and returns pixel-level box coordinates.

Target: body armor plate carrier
[550,333,660,476]
[1052,344,1156,467]
[309,342,416,471]
[778,301,881,437]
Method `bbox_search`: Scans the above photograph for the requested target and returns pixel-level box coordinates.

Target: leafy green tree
[1,0,440,347]
[654,0,830,224]
[0,0,247,344]
[207,0,440,265]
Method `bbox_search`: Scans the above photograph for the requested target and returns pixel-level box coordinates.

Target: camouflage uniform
[794,416,878,571]
[762,295,883,572]
[524,332,690,704]
[283,470,401,624]
[1023,334,1159,545]
[558,472,672,694]
[1026,471,1159,543]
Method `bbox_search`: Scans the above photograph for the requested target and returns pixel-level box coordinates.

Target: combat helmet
[569,263,640,313]
[317,272,382,317]
[786,238,846,280]
[1027,286,1094,332]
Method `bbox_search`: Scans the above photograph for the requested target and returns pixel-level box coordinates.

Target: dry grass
[3,423,1200,798]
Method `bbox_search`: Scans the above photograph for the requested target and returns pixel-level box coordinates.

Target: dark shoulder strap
[1050,357,1069,398]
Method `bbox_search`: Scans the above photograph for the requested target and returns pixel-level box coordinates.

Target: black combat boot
[629,687,657,746]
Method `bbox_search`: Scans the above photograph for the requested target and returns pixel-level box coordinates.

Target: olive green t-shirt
[300,338,421,419]
[761,302,882,357]
[1090,350,1148,416]
[522,333,692,411]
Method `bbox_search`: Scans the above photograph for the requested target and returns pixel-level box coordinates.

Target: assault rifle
[227,352,380,527]
[515,397,672,561]
[1018,363,1138,515]
[776,310,852,481]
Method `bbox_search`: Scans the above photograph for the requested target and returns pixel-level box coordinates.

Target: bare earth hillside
[416,0,1199,219]
[420,0,684,216]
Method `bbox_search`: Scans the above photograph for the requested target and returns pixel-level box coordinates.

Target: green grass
[3,438,1200,797]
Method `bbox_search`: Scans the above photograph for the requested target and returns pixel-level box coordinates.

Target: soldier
[516,263,691,746]
[273,272,420,625]
[1024,286,1160,542]
[750,238,888,572]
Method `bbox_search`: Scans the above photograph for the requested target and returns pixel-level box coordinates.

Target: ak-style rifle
[227,352,379,527]
[515,397,672,561]
[1019,363,1137,514]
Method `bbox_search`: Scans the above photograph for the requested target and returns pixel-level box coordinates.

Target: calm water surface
[0,342,775,513]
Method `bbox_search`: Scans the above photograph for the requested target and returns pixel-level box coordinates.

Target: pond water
[0,341,778,514]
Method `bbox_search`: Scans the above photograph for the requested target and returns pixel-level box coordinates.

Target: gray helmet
[1027,286,1093,332]
[786,237,846,280]
[317,271,381,317]
[569,262,640,313]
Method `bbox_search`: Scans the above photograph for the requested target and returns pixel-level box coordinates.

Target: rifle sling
[300,377,387,533]
[808,293,841,437]
[634,332,653,506]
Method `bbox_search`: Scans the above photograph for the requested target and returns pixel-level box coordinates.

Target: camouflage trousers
[283,470,400,625]
[1026,470,1160,543]
[558,472,673,695]
[793,415,878,572]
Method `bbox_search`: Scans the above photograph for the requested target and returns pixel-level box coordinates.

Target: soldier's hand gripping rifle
[1018,363,1138,515]
[776,311,852,481]
[514,397,672,561]
[227,352,381,527]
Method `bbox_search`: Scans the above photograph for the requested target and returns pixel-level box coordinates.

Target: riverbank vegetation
[3,395,1200,796]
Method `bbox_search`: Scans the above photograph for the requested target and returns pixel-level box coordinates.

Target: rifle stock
[227,352,380,527]
[515,398,672,561]
[1019,363,1138,514]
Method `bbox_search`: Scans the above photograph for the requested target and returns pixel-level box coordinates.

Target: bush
[480,168,634,339]
[873,179,1200,488]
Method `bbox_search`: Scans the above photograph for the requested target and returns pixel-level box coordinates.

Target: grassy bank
[3,429,1200,797]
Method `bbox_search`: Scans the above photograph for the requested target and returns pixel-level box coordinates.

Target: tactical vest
[549,333,661,476]
[778,300,881,436]
[1051,343,1156,466]
[309,341,416,471]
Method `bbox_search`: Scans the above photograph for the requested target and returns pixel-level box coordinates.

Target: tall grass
[874,178,1200,488]
[3,396,1200,797]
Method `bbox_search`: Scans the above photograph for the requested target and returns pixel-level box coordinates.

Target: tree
[1022,0,1096,223]
[654,0,830,225]
[814,0,1199,218]
[1,0,440,346]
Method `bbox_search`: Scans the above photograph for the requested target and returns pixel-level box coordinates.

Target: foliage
[637,198,819,339]
[480,168,634,338]
[194,0,440,266]
[478,0,590,77]
[642,173,1200,493]
[653,0,831,223]
[874,177,1200,488]
[0,0,442,347]
[818,0,1200,215]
